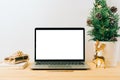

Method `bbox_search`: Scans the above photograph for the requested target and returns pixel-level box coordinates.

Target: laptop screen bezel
[35,27,85,62]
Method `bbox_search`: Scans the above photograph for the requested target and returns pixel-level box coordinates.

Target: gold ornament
[106,29,109,31]
[16,51,24,56]
[97,5,102,8]
[93,40,106,68]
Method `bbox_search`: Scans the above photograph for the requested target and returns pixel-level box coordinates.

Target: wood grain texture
[0,62,120,80]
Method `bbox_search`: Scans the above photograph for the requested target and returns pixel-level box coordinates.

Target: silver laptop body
[31,28,89,70]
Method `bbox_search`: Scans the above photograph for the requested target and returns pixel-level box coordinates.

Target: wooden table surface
[0,62,120,80]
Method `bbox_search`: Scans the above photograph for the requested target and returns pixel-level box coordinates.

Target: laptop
[31,27,90,70]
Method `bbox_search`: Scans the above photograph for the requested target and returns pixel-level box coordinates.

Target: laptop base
[31,62,90,70]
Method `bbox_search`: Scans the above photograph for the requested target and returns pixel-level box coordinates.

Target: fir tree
[87,0,120,41]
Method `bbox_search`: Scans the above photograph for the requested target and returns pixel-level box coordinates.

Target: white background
[0,0,120,61]
[36,30,83,60]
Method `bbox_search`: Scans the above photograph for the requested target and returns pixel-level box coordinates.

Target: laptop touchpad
[48,65,71,68]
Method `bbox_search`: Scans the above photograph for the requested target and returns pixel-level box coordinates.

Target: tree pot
[96,41,119,67]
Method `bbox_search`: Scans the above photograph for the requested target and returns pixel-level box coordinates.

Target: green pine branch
[87,0,120,41]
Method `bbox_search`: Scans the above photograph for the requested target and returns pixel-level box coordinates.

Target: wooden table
[0,62,120,80]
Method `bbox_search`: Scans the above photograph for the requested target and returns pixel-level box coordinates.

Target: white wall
[0,0,119,61]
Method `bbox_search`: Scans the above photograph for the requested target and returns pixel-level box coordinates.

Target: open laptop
[31,27,90,70]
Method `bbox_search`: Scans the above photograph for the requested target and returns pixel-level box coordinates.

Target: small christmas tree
[87,0,120,41]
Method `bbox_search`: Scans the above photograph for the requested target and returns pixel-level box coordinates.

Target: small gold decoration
[93,40,106,68]
[16,51,24,56]
[97,5,102,8]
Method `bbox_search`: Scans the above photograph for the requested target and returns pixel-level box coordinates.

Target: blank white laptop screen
[36,30,84,60]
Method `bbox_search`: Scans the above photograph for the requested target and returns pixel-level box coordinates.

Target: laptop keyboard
[36,61,84,65]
